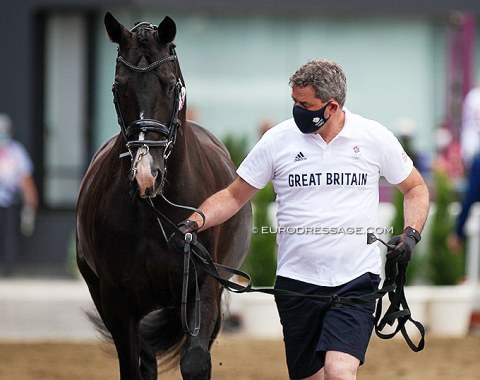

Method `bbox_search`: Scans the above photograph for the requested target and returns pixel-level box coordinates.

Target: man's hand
[168,220,199,252]
[387,226,421,264]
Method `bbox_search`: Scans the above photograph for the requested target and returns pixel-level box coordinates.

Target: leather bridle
[112,23,185,162]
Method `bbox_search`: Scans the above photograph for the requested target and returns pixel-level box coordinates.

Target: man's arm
[188,177,259,232]
[385,167,429,264]
[395,167,430,233]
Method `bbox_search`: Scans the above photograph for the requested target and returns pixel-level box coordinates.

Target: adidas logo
[294,152,307,162]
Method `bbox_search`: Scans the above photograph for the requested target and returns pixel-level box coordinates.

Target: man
[0,114,38,275]
[179,60,429,379]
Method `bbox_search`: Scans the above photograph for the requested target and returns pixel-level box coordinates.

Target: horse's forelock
[137,26,150,46]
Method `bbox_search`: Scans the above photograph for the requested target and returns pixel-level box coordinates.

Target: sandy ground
[2,279,480,379]
[1,334,480,380]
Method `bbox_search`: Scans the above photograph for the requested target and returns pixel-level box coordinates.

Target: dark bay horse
[76,12,251,380]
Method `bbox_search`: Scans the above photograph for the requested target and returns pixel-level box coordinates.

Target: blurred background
[2,0,480,353]
[1,0,478,276]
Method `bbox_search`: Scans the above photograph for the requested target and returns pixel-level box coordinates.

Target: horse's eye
[114,80,126,91]
[165,83,176,95]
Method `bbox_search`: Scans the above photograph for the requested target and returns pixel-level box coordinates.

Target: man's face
[291,85,326,111]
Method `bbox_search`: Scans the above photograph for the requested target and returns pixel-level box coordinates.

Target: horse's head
[105,12,186,198]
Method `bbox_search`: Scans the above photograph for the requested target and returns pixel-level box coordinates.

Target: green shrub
[223,134,277,287]
[222,134,249,167]
[427,169,464,285]
[242,183,277,287]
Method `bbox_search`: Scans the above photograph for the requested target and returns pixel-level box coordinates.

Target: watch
[404,226,421,243]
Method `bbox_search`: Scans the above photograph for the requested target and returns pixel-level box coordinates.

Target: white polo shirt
[237,108,413,286]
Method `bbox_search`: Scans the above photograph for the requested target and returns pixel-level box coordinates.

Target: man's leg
[301,351,359,380]
[316,273,379,380]
[323,351,359,380]
[2,206,19,276]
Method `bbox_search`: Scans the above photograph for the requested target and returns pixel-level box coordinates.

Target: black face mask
[293,101,332,134]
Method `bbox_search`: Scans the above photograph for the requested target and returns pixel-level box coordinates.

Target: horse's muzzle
[134,153,164,198]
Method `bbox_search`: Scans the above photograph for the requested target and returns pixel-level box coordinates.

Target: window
[43,14,87,207]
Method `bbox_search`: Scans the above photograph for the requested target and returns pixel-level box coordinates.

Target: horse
[76,12,252,380]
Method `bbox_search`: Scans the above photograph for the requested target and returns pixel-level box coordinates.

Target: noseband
[112,22,185,161]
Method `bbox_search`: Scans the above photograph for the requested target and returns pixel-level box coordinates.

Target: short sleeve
[237,136,274,189]
[15,143,34,176]
[380,130,413,184]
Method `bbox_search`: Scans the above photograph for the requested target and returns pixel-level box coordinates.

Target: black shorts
[274,273,380,379]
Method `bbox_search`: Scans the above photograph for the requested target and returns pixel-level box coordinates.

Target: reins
[143,199,425,351]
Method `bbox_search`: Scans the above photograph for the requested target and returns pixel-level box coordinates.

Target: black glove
[168,220,199,252]
[387,226,421,264]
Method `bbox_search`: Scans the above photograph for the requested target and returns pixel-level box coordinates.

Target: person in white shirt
[0,114,38,276]
[461,86,480,167]
[178,60,429,380]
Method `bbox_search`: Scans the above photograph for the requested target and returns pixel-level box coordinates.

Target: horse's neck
[165,126,202,197]
[166,128,188,173]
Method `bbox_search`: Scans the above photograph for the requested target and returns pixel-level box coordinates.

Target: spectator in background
[448,153,480,252]
[461,86,480,167]
[259,118,274,137]
[0,114,38,276]
[448,83,480,252]
[186,105,200,123]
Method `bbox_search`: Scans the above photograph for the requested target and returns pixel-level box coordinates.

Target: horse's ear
[104,12,130,44]
[157,16,176,44]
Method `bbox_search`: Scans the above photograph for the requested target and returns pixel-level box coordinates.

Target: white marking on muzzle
[136,154,157,196]
[135,152,158,197]
[133,132,157,197]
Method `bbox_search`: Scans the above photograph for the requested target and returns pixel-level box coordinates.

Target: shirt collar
[337,107,353,139]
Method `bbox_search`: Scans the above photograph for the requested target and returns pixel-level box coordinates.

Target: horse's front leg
[139,335,158,380]
[180,277,222,380]
[101,286,145,380]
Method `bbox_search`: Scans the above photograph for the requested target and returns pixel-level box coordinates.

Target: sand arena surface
[1,278,480,379]
[1,335,480,379]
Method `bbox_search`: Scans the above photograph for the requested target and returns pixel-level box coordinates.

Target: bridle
[110,24,208,335]
[112,22,186,165]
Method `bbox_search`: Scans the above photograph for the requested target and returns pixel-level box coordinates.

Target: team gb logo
[353,145,361,159]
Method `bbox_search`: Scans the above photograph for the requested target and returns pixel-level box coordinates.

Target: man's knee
[323,351,359,380]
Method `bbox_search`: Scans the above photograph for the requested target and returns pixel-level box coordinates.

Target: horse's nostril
[155,170,163,183]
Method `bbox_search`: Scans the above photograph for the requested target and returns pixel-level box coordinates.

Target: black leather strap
[184,231,425,351]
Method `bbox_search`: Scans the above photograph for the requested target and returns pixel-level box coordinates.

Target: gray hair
[289,60,347,107]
